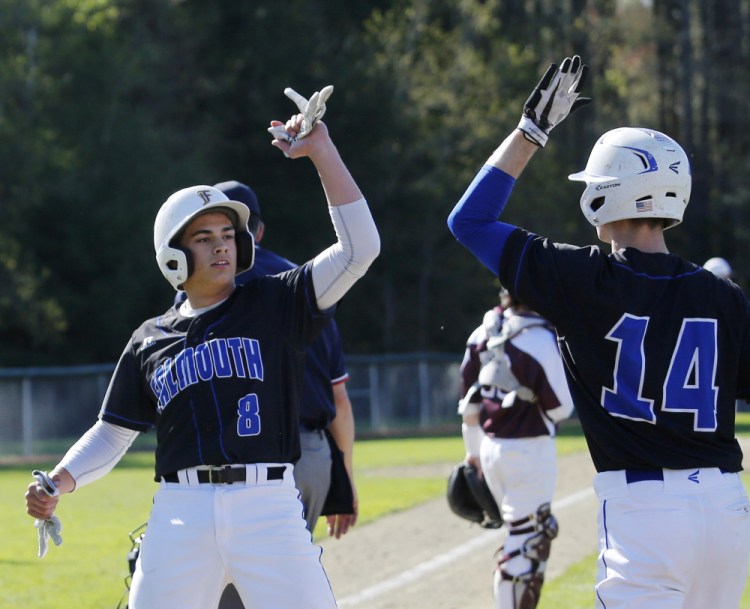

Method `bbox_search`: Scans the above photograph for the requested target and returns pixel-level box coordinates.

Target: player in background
[447,55,750,608]
[24,87,379,609]
[459,288,573,609]
[703,256,733,280]
[204,181,357,609]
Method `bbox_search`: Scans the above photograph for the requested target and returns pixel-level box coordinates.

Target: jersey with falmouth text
[499,229,750,473]
[100,262,331,479]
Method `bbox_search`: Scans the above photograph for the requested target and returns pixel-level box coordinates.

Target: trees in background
[1,0,749,364]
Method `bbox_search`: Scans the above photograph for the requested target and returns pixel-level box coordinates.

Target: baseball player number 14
[604,314,717,429]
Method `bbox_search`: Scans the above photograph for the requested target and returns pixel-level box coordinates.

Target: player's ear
[254,222,265,244]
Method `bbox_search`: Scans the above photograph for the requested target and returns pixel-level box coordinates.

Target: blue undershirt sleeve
[447,166,518,274]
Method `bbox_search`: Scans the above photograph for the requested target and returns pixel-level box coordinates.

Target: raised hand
[517,55,591,147]
[268,85,334,143]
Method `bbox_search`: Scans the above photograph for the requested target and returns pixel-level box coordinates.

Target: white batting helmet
[569,127,691,229]
[703,257,733,279]
[154,185,255,290]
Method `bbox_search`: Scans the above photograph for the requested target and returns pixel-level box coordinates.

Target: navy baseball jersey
[244,245,297,278]
[498,228,750,473]
[237,246,348,432]
[101,262,332,479]
[298,319,348,431]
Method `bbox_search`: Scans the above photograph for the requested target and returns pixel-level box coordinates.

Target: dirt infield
[318,450,599,609]
[319,438,750,609]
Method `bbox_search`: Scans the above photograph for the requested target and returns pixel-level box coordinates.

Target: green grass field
[2,416,749,608]
[0,435,470,608]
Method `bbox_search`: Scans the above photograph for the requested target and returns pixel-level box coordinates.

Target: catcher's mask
[446,462,503,529]
[153,185,255,290]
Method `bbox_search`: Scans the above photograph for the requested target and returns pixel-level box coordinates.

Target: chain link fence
[0,353,462,459]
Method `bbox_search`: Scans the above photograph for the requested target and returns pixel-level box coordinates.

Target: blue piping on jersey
[447,166,517,274]
[189,396,205,463]
[177,333,207,462]
[154,314,173,336]
[203,315,232,462]
[610,258,703,280]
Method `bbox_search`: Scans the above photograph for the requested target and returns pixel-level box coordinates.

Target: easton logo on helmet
[595,182,621,191]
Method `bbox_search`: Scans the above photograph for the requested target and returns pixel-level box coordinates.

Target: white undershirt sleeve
[57,420,139,489]
[312,198,380,310]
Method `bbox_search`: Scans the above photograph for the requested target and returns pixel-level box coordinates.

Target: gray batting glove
[517,55,591,147]
[267,85,334,143]
[32,470,63,558]
[35,515,63,559]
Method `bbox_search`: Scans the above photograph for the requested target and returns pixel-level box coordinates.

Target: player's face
[179,211,237,295]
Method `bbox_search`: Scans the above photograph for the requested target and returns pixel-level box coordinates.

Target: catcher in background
[458,288,573,609]
[449,54,750,609]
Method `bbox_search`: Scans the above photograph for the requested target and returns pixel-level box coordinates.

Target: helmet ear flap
[173,247,194,284]
[235,230,255,273]
[156,246,192,291]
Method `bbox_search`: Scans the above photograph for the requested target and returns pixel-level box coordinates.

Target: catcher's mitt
[446,462,502,529]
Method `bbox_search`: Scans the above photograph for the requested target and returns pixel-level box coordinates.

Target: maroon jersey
[461,309,573,439]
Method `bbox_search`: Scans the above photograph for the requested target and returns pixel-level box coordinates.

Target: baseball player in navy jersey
[204,179,358,538]
[24,87,379,609]
[448,55,750,608]
[214,180,358,539]
[197,181,357,609]
[459,288,573,609]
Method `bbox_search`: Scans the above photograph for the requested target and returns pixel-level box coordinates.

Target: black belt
[302,422,327,432]
[625,467,729,484]
[163,465,286,485]
[625,469,663,484]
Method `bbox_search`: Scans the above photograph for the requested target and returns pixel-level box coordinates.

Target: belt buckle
[207,465,231,485]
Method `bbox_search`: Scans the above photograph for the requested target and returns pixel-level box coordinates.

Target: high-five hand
[268,85,334,143]
[517,55,591,147]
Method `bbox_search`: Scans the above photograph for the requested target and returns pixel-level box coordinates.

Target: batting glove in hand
[31,470,63,559]
[35,515,63,559]
[517,55,591,147]
[267,85,334,143]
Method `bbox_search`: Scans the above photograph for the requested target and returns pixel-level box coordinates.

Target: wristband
[462,423,484,458]
[517,116,547,147]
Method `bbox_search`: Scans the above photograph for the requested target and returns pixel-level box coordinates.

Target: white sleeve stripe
[331,373,350,385]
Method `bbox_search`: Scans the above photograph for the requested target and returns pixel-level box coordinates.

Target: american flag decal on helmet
[636,199,654,213]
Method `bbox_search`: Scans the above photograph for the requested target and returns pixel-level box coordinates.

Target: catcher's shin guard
[499,570,545,609]
[495,503,558,609]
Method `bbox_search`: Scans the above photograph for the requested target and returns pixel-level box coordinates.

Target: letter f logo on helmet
[196,189,213,205]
